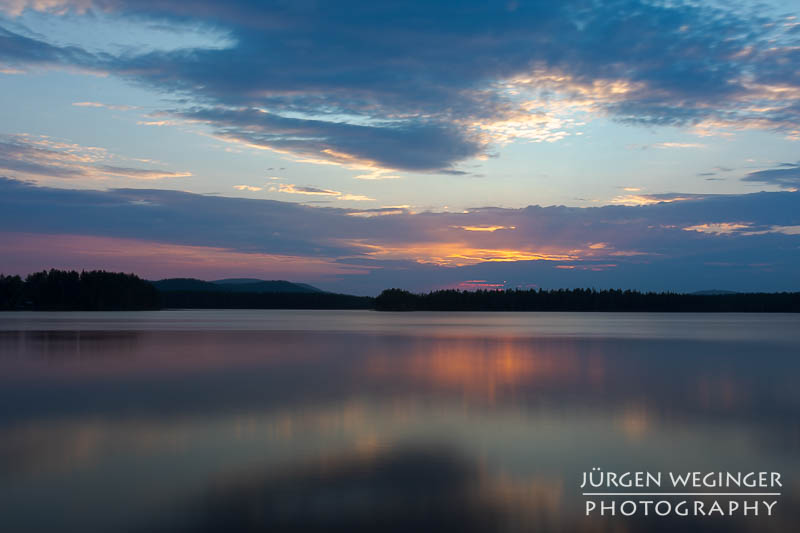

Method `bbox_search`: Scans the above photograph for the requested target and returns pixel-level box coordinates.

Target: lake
[1,310,798,532]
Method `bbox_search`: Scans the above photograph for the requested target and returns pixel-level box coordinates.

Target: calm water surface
[1,310,799,532]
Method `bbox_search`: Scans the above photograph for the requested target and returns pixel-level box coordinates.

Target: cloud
[743,162,800,188]
[652,142,705,149]
[2,0,800,172]
[610,193,704,206]
[275,183,374,201]
[453,225,516,232]
[0,134,191,180]
[627,142,706,151]
[233,184,262,191]
[764,225,800,235]
[683,222,752,235]
[176,107,483,173]
[0,178,798,293]
[353,170,401,180]
[337,193,373,202]
[347,208,407,218]
[0,23,97,69]
[136,120,178,126]
[682,222,800,237]
[94,165,191,179]
[72,101,136,111]
[276,184,340,197]
[0,1,93,17]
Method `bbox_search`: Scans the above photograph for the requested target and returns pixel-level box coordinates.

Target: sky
[1,0,799,294]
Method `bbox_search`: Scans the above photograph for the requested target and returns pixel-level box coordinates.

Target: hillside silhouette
[152,278,323,294]
[0,270,369,310]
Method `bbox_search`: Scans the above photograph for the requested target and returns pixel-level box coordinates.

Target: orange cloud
[611,194,696,206]
[453,225,516,232]
[346,241,576,266]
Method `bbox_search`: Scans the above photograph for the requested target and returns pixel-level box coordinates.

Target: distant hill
[151,278,221,292]
[148,277,368,309]
[152,278,323,294]
[213,279,323,293]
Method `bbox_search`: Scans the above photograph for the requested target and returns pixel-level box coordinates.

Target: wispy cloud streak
[0,134,191,180]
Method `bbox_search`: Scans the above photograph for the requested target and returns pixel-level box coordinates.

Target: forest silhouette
[1,269,799,312]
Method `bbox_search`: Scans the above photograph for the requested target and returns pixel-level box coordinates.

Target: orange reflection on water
[365,337,588,402]
[617,404,651,440]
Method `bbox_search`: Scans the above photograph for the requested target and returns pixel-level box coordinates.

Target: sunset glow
[0,0,797,293]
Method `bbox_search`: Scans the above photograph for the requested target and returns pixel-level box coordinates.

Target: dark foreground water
[0,310,798,533]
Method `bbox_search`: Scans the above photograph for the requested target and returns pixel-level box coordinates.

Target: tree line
[0,269,160,310]
[373,288,800,312]
[2,270,799,312]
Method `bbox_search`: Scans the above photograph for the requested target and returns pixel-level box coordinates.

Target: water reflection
[0,311,798,532]
[182,446,508,533]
